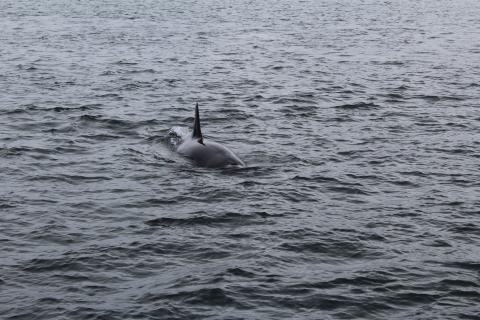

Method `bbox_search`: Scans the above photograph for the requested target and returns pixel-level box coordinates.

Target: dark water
[1,0,480,319]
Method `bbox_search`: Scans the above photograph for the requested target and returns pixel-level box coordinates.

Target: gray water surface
[1,1,480,319]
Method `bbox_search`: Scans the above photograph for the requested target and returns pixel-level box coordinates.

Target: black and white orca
[176,103,244,168]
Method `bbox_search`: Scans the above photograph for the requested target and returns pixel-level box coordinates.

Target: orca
[176,103,245,168]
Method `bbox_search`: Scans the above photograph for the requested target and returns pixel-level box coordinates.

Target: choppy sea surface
[1,1,479,319]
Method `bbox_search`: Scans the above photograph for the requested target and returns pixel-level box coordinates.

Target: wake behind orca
[176,103,245,168]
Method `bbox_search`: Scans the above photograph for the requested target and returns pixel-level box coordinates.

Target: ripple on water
[1,0,480,319]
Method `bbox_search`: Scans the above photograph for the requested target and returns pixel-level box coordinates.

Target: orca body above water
[176,103,245,168]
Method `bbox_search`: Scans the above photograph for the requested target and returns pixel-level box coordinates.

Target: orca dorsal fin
[192,103,203,144]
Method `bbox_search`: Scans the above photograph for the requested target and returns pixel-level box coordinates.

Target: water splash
[166,126,190,149]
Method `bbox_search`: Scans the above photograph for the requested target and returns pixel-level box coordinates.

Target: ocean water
[1,0,479,319]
